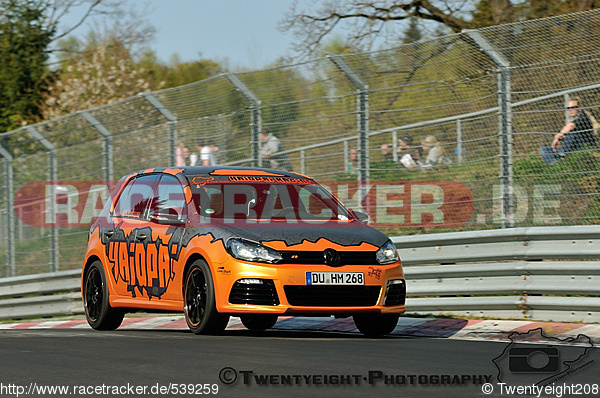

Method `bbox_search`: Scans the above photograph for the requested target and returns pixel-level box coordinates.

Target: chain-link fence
[1,10,600,277]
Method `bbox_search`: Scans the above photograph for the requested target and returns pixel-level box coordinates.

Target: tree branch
[280,0,471,59]
[52,0,102,41]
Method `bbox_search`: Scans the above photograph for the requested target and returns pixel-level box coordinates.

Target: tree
[280,0,600,59]
[42,36,155,119]
[0,0,127,132]
[46,0,133,48]
[43,33,225,118]
[403,17,423,44]
[314,36,360,60]
[41,3,166,117]
[280,0,471,59]
[0,0,55,133]
[138,52,223,89]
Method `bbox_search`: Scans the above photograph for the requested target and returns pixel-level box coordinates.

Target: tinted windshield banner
[15,180,474,228]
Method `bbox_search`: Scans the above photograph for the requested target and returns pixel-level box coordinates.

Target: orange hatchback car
[82,167,406,336]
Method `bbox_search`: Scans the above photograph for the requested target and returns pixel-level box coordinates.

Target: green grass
[1,228,89,277]
[338,151,600,235]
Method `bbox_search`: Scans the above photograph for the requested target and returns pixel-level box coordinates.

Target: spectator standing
[260,129,292,171]
[189,151,198,166]
[176,141,190,166]
[540,97,597,163]
[190,139,219,166]
[347,148,358,174]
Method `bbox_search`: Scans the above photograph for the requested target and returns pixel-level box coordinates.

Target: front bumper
[212,258,406,316]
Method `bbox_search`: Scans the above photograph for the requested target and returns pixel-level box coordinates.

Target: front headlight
[376,240,399,264]
[227,238,283,264]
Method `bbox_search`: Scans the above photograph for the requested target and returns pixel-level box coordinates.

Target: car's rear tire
[184,259,230,335]
[83,261,124,330]
[353,314,399,337]
[240,314,278,331]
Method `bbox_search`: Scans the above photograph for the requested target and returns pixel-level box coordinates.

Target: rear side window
[113,174,160,219]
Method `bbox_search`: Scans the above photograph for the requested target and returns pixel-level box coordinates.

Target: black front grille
[284,285,381,307]
[279,251,377,265]
[384,281,406,306]
[229,279,279,305]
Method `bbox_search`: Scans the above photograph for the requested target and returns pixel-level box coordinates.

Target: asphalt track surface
[1,327,599,398]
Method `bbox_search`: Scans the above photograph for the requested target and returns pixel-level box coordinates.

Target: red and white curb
[1,316,598,344]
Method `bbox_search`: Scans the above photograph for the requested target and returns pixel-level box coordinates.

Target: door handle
[104,230,114,237]
[137,233,147,240]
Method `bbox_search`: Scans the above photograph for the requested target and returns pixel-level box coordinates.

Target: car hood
[211,221,389,251]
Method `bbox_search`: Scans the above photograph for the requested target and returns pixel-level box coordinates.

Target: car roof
[130,166,313,180]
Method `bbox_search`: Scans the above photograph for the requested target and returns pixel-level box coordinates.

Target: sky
[59,0,304,70]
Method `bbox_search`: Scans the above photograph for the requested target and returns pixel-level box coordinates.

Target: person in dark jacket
[540,97,596,162]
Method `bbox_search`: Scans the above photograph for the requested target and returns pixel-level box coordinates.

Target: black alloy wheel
[83,261,124,330]
[184,260,229,334]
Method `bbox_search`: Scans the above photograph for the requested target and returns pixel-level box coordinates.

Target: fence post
[80,111,113,182]
[300,150,306,175]
[0,144,15,277]
[565,94,571,124]
[464,30,514,228]
[328,55,369,188]
[343,140,349,173]
[456,119,464,164]
[24,126,59,272]
[392,131,398,162]
[142,93,178,167]
[226,74,262,168]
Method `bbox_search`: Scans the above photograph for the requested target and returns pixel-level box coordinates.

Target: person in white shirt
[190,139,219,166]
[397,133,419,169]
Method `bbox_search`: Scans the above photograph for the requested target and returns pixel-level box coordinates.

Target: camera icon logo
[493,328,595,386]
[508,347,559,373]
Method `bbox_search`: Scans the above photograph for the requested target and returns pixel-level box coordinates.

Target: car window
[192,182,349,222]
[296,184,336,219]
[113,174,160,219]
[148,174,187,222]
[111,181,133,217]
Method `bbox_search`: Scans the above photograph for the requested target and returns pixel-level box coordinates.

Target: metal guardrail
[395,226,600,322]
[0,270,81,320]
[0,226,598,322]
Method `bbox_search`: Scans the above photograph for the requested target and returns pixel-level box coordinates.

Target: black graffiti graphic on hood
[210,224,389,249]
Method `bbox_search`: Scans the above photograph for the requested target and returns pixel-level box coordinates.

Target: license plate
[306,272,364,285]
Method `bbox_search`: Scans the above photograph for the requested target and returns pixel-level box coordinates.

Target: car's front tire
[184,259,230,335]
[353,313,399,337]
[83,261,124,330]
[240,314,278,331]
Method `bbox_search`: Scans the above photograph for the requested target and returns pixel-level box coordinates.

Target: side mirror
[352,210,370,224]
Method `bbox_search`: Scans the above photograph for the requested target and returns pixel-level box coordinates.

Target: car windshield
[190,182,352,223]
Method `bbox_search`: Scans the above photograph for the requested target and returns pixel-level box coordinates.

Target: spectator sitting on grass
[540,96,597,163]
[418,135,446,169]
[380,143,394,162]
[397,133,419,169]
